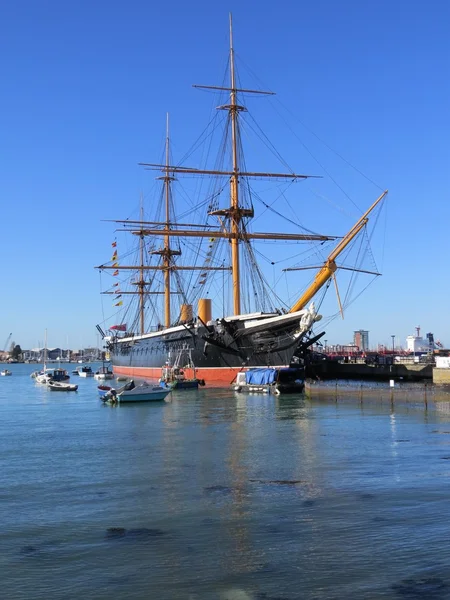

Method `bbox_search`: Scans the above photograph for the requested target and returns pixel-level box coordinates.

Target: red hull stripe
[113,366,243,386]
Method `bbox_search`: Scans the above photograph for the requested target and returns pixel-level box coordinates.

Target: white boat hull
[118,386,171,402]
[35,374,52,384]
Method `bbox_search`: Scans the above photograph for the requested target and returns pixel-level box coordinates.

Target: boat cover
[245,368,277,385]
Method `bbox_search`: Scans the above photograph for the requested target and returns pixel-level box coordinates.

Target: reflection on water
[1,365,450,598]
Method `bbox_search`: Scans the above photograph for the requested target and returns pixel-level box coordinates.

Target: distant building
[23,348,66,361]
[354,330,369,351]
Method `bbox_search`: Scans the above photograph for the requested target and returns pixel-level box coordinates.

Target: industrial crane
[3,333,12,353]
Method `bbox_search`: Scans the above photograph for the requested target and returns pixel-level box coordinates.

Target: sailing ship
[96,16,387,385]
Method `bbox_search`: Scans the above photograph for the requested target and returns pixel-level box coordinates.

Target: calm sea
[1,363,450,599]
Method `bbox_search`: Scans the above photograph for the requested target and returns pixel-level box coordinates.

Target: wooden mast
[229,13,241,316]
[164,113,171,328]
[150,114,180,328]
[139,195,145,334]
[138,14,320,316]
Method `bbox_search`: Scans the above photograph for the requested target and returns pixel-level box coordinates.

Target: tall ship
[96,16,387,385]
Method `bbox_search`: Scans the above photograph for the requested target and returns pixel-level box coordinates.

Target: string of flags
[111,240,122,307]
[198,237,216,285]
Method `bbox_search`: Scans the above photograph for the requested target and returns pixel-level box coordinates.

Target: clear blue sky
[1,0,449,351]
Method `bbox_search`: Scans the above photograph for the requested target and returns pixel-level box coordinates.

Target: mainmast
[228,14,241,315]
[133,16,337,319]
[164,114,172,327]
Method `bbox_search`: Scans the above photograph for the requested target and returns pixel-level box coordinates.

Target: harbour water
[2,364,450,599]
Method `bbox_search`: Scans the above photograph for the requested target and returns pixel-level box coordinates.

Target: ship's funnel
[198,298,212,323]
[180,304,193,323]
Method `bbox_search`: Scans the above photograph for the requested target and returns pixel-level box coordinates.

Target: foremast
[97,115,181,334]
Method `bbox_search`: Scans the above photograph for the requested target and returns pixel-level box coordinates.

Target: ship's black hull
[108,320,310,385]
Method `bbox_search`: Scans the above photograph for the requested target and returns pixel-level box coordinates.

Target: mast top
[229,13,236,92]
[229,13,233,55]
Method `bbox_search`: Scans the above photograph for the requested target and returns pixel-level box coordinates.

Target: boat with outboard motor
[1,369,12,376]
[97,380,134,399]
[98,379,171,403]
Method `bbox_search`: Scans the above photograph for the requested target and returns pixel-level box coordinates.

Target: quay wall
[433,368,450,385]
[307,361,433,382]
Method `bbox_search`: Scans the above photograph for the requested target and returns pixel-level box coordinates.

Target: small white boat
[101,381,171,403]
[78,366,94,378]
[33,330,66,384]
[0,369,12,376]
[35,371,53,384]
[48,381,78,392]
[94,365,114,380]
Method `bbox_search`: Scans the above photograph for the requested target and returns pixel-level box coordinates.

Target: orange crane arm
[288,191,388,313]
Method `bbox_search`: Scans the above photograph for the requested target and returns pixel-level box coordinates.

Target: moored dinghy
[1,369,12,376]
[48,381,78,392]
